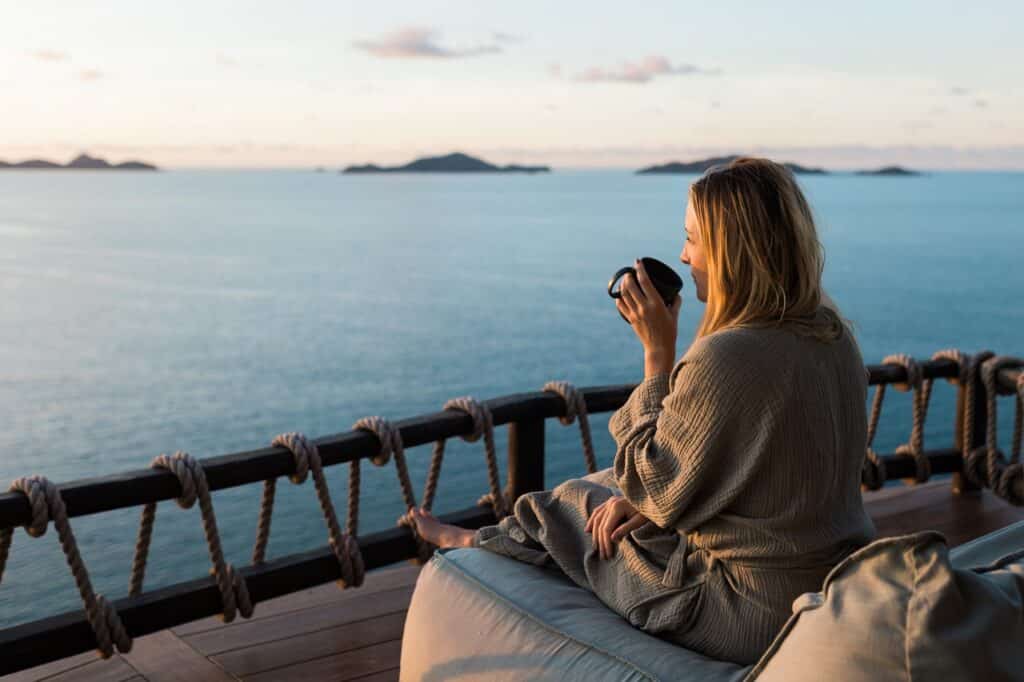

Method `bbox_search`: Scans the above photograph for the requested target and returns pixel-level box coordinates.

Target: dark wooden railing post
[507,419,546,501]
[952,370,985,496]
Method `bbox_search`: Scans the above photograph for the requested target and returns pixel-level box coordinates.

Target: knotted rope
[963,355,1024,505]
[128,452,253,622]
[955,350,995,488]
[883,354,932,483]
[252,433,364,588]
[352,416,433,563]
[862,366,889,491]
[0,475,131,657]
[420,396,508,520]
[1017,373,1024,461]
[543,381,598,475]
[863,350,969,490]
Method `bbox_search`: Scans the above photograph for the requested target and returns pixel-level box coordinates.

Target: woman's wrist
[644,349,674,378]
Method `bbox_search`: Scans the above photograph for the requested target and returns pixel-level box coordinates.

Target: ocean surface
[1,168,1022,627]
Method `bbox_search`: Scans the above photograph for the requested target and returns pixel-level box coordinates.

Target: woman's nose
[680,249,689,265]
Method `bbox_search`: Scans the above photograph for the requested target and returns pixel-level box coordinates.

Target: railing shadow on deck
[1,355,1021,675]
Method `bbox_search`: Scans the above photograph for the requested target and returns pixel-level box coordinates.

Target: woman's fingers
[599,514,613,559]
[634,260,659,304]
[599,503,629,559]
[615,297,634,323]
[585,499,607,533]
[620,272,642,309]
[589,507,604,553]
[589,497,644,559]
[593,502,615,558]
[610,513,648,542]
[588,504,610,560]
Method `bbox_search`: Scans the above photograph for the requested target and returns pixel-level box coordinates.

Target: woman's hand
[615,259,682,377]
[584,495,651,559]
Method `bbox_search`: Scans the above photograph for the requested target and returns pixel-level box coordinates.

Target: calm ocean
[1,169,1021,626]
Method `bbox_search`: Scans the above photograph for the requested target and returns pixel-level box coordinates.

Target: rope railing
[859,350,1024,504]
[0,379,600,673]
[1,356,1022,675]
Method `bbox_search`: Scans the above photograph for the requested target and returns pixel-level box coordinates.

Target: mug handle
[607,266,636,299]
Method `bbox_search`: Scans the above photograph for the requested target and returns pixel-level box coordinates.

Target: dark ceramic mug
[607,257,684,322]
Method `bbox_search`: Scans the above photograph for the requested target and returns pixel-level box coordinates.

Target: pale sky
[2,1,1022,169]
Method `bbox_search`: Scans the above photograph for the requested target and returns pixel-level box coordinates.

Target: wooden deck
[7,480,1024,682]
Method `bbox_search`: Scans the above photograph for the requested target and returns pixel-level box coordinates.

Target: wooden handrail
[0,358,975,530]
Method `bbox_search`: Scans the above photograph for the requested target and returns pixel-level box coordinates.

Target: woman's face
[680,199,708,302]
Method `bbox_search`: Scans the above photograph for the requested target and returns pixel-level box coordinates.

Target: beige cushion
[748,530,1024,681]
[400,547,750,681]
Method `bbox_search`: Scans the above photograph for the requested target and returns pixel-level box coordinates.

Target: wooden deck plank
[347,669,399,682]
[184,586,414,656]
[242,640,402,682]
[34,658,138,682]
[212,611,406,677]
[120,630,234,682]
[864,480,981,518]
[868,483,1024,547]
[172,563,420,637]
[1,651,102,682]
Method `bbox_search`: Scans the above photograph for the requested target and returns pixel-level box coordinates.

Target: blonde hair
[689,156,849,343]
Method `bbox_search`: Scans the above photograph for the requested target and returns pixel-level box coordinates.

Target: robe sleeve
[611,343,782,531]
[607,372,671,439]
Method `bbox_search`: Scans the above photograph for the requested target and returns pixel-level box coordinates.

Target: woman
[409,156,877,665]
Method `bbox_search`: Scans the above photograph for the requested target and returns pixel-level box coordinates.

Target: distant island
[854,166,921,176]
[0,153,158,171]
[637,155,828,175]
[342,152,550,174]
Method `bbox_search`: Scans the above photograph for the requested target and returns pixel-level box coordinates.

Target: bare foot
[408,507,476,548]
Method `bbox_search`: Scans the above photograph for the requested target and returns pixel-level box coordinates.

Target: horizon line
[135,164,1024,173]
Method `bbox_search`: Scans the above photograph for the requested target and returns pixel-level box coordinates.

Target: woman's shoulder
[683,295,857,359]
[671,327,784,394]
[680,325,789,364]
[674,315,861,391]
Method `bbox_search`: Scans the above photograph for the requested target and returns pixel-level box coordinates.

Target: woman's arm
[609,258,682,437]
[612,345,781,530]
[607,372,671,441]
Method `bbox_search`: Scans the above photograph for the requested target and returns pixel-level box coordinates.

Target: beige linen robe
[473,315,877,664]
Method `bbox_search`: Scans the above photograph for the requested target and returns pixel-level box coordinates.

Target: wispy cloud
[492,31,524,44]
[572,56,720,83]
[79,69,103,81]
[902,119,933,132]
[216,52,239,67]
[352,27,501,58]
[27,49,70,62]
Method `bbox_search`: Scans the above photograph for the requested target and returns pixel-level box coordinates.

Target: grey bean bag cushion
[750,525,1024,681]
